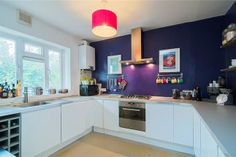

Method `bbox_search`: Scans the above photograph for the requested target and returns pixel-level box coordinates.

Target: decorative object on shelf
[108,55,122,74]
[156,73,183,84]
[220,59,236,72]
[159,48,180,73]
[107,74,126,92]
[92,9,117,38]
[221,23,236,48]
[220,66,236,72]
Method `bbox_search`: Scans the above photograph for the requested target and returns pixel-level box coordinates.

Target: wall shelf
[220,66,236,72]
[221,37,236,48]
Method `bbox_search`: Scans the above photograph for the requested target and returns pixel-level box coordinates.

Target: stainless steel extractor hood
[120,27,153,65]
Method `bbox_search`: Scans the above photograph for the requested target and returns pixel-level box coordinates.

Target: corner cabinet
[103,100,119,131]
[78,45,95,70]
[194,109,201,157]
[200,121,218,157]
[61,100,95,143]
[146,103,174,143]
[173,104,193,147]
[21,107,61,157]
[61,102,86,142]
[93,100,104,128]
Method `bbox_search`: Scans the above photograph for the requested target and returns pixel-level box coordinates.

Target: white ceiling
[2,0,234,42]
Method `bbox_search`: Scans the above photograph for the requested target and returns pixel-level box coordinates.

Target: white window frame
[0,32,20,84]
[47,48,64,89]
[0,30,68,91]
[22,56,46,89]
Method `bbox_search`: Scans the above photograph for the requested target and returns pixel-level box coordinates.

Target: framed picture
[159,48,180,73]
[108,55,122,74]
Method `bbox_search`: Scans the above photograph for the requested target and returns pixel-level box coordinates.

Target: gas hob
[120,95,151,100]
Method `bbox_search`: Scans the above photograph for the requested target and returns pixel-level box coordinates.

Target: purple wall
[91,16,226,97]
[225,3,236,103]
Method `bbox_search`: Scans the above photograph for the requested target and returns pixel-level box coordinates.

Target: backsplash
[91,16,226,98]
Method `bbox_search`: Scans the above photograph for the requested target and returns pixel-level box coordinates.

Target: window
[49,50,62,89]
[0,37,16,84]
[0,29,71,94]
[24,43,43,55]
[23,59,45,88]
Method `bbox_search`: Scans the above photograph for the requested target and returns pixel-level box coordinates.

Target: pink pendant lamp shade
[92,9,117,37]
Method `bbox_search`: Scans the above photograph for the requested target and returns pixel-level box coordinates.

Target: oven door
[119,106,145,131]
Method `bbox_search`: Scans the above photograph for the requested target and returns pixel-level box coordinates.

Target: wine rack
[0,114,20,157]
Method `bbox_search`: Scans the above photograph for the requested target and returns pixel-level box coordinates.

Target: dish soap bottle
[16,80,22,97]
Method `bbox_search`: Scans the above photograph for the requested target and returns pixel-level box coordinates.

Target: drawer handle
[122,108,141,112]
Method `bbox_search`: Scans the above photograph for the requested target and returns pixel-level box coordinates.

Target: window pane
[49,50,62,89]
[0,38,16,84]
[23,59,45,89]
[25,43,42,55]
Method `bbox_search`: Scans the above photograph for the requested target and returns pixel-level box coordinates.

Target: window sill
[0,92,77,106]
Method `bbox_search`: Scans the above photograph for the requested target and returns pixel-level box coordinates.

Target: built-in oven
[119,101,145,132]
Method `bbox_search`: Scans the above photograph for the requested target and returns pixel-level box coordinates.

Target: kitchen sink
[12,101,52,107]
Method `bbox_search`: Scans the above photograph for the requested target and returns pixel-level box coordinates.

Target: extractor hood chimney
[120,28,153,65]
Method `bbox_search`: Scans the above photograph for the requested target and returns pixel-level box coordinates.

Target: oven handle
[122,108,141,112]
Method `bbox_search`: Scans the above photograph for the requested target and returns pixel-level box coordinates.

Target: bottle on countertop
[8,85,13,98]
[195,86,202,101]
[16,80,22,97]
[11,84,16,97]
[2,82,8,98]
[0,84,3,98]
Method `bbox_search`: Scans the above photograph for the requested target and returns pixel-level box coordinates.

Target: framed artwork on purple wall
[107,55,122,74]
[159,48,180,73]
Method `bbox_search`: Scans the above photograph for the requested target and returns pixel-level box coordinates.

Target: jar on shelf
[226,23,236,42]
[222,29,228,45]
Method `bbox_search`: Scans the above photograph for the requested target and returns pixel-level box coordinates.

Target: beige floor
[52,133,192,157]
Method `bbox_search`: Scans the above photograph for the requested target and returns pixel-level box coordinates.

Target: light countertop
[0,94,236,156]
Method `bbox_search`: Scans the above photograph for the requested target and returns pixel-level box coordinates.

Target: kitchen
[0,1,236,157]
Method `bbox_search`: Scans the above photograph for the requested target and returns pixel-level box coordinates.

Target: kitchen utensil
[171,77,177,84]
[35,87,43,95]
[97,83,102,95]
[156,77,161,84]
[49,89,56,94]
[216,94,228,106]
[181,90,193,100]
[172,89,180,99]
[218,76,226,87]
[162,78,167,84]
[178,77,184,84]
[118,79,127,90]
[167,77,171,83]
[58,89,68,94]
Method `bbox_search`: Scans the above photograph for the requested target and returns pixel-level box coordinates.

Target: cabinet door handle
[122,108,140,112]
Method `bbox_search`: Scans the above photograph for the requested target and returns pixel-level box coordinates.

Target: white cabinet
[174,104,193,147]
[194,109,201,157]
[79,44,95,70]
[200,121,218,157]
[84,100,95,130]
[146,103,174,143]
[21,107,61,157]
[103,100,119,131]
[93,100,104,128]
[218,148,227,157]
[61,101,93,142]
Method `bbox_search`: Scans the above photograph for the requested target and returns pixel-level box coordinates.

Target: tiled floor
[52,133,191,157]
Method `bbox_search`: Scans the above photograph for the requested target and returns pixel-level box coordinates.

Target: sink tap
[23,87,29,103]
